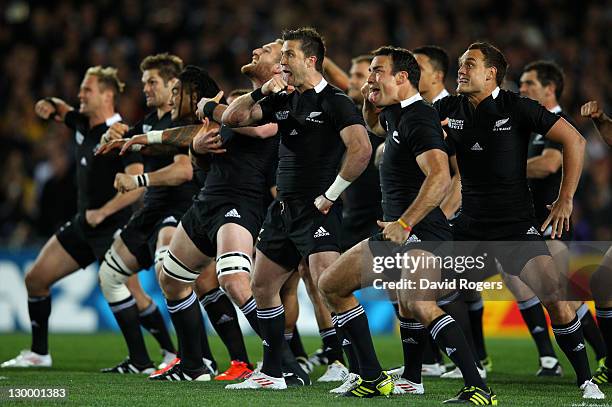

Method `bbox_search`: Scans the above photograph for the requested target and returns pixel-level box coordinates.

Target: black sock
[337,304,382,380]
[596,307,612,367]
[109,296,151,366]
[467,298,487,361]
[552,316,591,385]
[201,289,249,363]
[288,327,308,359]
[334,319,360,374]
[518,297,556,358]
[28,296,51,355]
[429,314,485,388]
[423,335,443,364]
[577,303,607,361]
[391,301,400,319]
[240,297,260,336]
[166,291,204,372]
[399,317,426,383]
[441,300,482,369]
[320,326,344,364]
[138,302,176,354]
[257,305,285,378]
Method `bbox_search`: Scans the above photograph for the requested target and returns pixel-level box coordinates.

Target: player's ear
[395,71,408,85]
[486,66,497,83]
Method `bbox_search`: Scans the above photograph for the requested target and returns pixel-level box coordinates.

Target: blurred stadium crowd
[0,0,610,247]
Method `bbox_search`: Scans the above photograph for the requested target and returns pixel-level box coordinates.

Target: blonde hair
[85,66,126,96]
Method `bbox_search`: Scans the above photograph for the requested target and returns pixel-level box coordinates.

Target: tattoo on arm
[162,125,204,147]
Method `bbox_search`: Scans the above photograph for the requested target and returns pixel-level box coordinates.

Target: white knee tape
[154,245,170,267]
[162,250,200,282]
[216,251,252,276]
[99,255,131,303]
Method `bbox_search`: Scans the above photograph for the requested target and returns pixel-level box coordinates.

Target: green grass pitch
[0,333,609,406]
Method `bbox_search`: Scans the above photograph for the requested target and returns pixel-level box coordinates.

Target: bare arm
[400,149,451,227]
[222,92,265,128]
[160,125,204,147]
[86,162,145,227]
[440,154,461,219]
[147,154,193,186]
[581,100,612,147]
[526,148,562,178]
[313,124,371,214]
[34,97,73,122]
[323,57,349,91]
[337,124,372,181]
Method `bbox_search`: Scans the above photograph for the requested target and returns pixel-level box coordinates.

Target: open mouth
[458,77,469,84]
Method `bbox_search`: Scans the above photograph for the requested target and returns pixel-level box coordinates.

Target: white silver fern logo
[309,111,322,118]
[495,118,509,128]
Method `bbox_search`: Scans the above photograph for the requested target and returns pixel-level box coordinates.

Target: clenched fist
[114,173,139,193]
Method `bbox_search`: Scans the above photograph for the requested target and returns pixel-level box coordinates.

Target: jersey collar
[313,78,328,93]
[549,105,562,114]
[400,93,423,108]
[105,113,122,126]
[432,89,450,103]
[491,87,501,99]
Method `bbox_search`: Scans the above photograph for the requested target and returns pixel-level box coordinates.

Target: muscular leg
[195,261,250,365]
[592,246,612,381]
[398,250,486,390]
[24,236,80,356]
[319,241,382,380]
[303,253,344,365]
[281,271,307,359]
[250,249,292,378]
[159,223,212,374]
[520,255,591,385]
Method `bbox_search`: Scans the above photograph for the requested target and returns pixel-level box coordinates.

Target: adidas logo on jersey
[290,129,298,135]
[162,216,177,224]
[526,226,540,235]
[402,337,418,344]
[471,142,483,151]
[216,314,234,324]
[313,227,330,238]
[446,347,457,355]
[225,209,241,218]
[573,343,585,352]
[532,326,545,334]
[392,130,400,144]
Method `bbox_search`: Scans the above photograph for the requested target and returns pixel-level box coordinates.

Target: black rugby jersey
[433,88,560,222]
[197,125,279,203]
[379,94,448,225]
[527,107,575,224]
[258,78,366,200]
[64,111,142,218]
[125,111,198,206]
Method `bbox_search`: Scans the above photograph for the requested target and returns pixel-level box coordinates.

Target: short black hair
[177,65,227,119]
[412,45,449,80]
[140,53,184,83]
[467,42,508,86]
[371,46,420,90]
[281,27,326,72]
[523,60,565,100]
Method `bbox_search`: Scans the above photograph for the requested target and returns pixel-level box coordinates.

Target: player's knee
[24,267,47,294]
[219,274,249,301]
[154,245,169,270]
[160,250,198,297]
[317,272,340,304]
[590,267,612,304]
[216,251,251,278]
[99,248,132,303]
[542,300,572,323]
